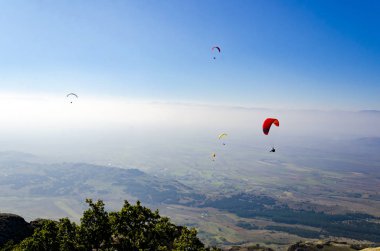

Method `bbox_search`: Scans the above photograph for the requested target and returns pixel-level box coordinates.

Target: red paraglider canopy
[263,118,279,135]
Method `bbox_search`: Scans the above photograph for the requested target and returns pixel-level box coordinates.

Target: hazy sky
[0,1,379,110]
[0,92,379,165]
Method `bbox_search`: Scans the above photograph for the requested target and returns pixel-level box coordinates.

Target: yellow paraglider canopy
[218,133,228,146]
[218,133,227,139]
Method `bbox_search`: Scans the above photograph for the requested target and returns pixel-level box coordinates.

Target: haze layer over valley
[0,95,379,249]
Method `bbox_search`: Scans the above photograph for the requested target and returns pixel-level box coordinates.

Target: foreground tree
[18,220,59,251]
[10,199,221,251]
[173,228,205,251]
[78,199,112,251]
[57,218,79,251]
[110,200,181,250]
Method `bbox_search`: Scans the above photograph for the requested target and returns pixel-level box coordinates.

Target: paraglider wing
[66,93,78,98]
[262,118,279,135]
[212,46,221,53]
[66,93,78,104]
[212,46,221,59]
[218,133,227,139]
[211,152,216,161]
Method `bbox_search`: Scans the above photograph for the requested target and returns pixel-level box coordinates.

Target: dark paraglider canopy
[66,93,78,104]
[212,46,221,59]
[212,46,221,53]
[66,93,78,98]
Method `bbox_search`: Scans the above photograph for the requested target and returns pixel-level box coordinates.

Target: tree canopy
[3,199,221,251]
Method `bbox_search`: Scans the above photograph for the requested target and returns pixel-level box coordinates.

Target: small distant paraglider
[218,133,228,146]
[263,118,279,152]
[66,93,78,104]
[212,46,221,60]
[211,152,216,161]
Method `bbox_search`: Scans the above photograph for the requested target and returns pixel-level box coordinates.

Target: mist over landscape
[0,94,379,249]
[0,93,379,162]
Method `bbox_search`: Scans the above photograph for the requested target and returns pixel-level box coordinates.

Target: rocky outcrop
[0,213,33,246]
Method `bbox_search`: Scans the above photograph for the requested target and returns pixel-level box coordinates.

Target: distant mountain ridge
[354,137,380,147]
[359,110,380,114]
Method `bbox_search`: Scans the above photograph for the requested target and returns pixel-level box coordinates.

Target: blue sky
[0,0,379,110]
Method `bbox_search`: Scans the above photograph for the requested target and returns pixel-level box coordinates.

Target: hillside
[1,155,380,249]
